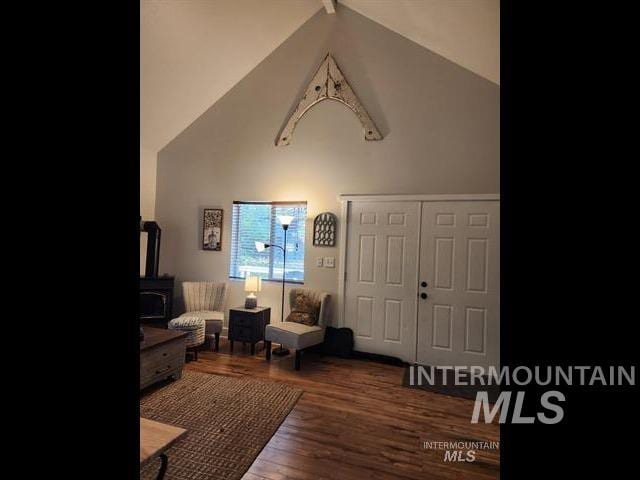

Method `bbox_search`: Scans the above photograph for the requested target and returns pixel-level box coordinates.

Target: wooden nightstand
[228,306,271,355]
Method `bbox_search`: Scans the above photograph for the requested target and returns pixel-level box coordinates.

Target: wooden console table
[140,417,187,479]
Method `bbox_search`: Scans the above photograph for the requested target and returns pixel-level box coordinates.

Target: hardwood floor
[186,339,500,480]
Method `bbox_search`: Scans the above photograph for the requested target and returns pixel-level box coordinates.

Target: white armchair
[265,288,330,370]
[179,281,227,351]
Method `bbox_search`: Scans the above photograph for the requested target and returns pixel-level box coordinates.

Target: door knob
[420,292,428,299]
[421,281,428,288]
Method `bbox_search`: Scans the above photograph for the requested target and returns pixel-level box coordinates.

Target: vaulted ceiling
[340,0,499,84]
[141,0,499,153]
[140,0,322,152]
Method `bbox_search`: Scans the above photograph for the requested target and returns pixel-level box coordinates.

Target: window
[229,201,307,283]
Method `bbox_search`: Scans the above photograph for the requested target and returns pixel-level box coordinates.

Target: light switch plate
[324,256,335,268]
[316,257,324,267]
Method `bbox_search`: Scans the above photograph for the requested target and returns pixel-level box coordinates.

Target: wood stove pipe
[140,218,161,277]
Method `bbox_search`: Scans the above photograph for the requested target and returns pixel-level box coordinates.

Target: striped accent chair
[179,282,228,351]
[265,288,330,370]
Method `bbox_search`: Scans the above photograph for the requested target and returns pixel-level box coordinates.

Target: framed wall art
[313,212,337,247]
[203,208,223,251]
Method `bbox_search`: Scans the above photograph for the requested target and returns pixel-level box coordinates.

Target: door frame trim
[337,193,500,328]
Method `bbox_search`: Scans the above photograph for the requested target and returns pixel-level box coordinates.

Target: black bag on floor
[319,326,354,358]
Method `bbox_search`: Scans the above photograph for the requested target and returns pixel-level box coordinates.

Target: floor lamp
[255,214,294,356]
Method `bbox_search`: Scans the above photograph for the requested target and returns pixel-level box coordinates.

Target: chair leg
[214,333,220,352]
[294,350,301,371]
[265,341,272,361]
[194,349,198,361]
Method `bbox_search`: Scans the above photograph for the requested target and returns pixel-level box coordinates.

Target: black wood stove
[140,219,174,327]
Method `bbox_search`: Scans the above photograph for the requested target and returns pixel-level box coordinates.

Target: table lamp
[244,275,262,309]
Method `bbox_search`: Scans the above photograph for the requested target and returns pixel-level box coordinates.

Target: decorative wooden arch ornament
[276,53,383,146]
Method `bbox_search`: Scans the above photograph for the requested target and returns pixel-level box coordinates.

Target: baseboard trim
[351,350,407,366]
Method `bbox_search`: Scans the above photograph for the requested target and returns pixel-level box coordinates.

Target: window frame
[229,200,307,285]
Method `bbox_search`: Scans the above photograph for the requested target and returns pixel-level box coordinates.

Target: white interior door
[344,201,420,362]
[417,201,500,368]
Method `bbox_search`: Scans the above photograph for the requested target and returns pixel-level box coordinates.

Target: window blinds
[229,201,307,283]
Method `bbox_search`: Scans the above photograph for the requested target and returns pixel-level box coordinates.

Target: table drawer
[230,315,252,328]
[140,339,186,390]
[141,359,183,389]
[232,326,254,341]
[141,342,184,370]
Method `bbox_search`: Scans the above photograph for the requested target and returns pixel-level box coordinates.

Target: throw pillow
[286,292,320,326]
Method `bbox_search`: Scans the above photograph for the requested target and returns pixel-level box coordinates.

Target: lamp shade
[277,215,294,227]
[244,276,262,293]
[255,241,266,252]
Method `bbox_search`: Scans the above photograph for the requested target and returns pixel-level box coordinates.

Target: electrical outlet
[324,256,335,268]
[316,257,324,267]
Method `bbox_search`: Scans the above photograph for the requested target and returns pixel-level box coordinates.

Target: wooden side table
[228,306,271,355]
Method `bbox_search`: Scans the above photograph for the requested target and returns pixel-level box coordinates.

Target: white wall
[155,6,500,328]
[140,146,157,274]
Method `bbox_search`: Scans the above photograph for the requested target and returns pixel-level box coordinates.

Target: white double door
[344,200,499,368]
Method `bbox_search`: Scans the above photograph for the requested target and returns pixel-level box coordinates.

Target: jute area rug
[140,371,303,479]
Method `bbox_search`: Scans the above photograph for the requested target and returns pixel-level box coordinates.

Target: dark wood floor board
[186,339,499,480]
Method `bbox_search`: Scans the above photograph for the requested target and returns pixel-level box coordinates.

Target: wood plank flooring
[186,339,499,480]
